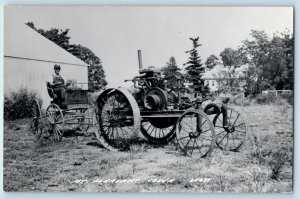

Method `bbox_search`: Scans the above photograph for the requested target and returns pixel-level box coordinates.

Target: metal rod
[138,50,143,70]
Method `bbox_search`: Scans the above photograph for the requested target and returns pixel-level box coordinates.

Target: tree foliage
[25,22,107,91]
[161,56,183,90]
[218,48,247,94]
[184,37,205,93]
[241,30,293,95]
[205,54,219,71]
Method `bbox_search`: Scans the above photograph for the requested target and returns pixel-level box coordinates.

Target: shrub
[248,134,293,180]
[280,92,293,105]
[231,93,251,106]
[255,93,291,106]
[268,150,289,180]
[256,93,276,104]
[4,88,42,120]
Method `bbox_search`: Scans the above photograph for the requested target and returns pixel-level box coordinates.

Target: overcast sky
[5,6,293,88]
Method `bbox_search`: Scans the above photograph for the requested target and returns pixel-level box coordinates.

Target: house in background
[202,64,247,95]
[4,23,88,108]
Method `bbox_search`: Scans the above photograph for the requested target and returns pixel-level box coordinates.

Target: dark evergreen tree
[184,37,205,94]
[161,56,183,90]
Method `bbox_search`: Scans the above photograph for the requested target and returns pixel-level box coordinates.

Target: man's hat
[54,64,61,70]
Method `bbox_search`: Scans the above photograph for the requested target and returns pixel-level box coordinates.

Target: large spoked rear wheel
[176,110,215,158]
[31,99,42,140]
[44,104,65,142]
[96,88,141,151]
[140,118,177,144]
[213,107,248,152]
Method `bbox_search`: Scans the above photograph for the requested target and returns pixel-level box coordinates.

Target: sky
[4,6,293,88]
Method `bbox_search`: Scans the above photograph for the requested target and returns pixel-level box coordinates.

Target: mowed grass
[3,104,293,192]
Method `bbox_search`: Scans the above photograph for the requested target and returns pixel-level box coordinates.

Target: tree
[161,56,182,89]
[266,31,294,90]
[241,30,271,95]
[26,22,107,91]
[205,54,219,70]
[241,30,293,95]
[184,37,205,94]
[68,44,107,91]
[219,48,247,94]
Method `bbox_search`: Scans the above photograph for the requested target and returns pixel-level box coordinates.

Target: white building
[4,23,88,108]
[202,64,247,94]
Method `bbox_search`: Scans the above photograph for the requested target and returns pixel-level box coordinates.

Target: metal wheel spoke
[216,131,226,137]
[229,109,232,122]
[199,135,212,141]
[233,122,245,127]
[177,135,190,140]
[218,133,228,144]
[234,129,246,134]
[195,140,203,156]
[181,119,193,131]
[191,139,196,155]
[185,138,192,149]
[201,128,212,134]
[199,119,207,128]
[232,114,240,126]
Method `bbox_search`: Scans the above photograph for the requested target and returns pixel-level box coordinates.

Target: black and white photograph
[3,6,294,192]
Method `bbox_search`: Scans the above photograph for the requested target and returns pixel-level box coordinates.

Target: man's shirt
[49,73,65,88]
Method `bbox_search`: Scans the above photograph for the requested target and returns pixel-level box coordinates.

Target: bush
[281,92,293,105]
[248,134,293,180]
[4,88,42,120]
[255,93,292,105]
[231,93,251,106]
[256,93,276,104]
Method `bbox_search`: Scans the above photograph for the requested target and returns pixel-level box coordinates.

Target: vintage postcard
[3,6,294,192]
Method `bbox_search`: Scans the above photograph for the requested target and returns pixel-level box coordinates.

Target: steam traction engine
[95,51,248,157]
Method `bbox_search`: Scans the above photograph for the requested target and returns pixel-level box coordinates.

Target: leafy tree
[25,22,36,30]
[184,37,205,94]
[68,44,107,91]
[205,54,219,70]
[219,48,247,94]
[161,56,183,90]
[241,30,293,95]
[267,31,294,90]
[26,22,107,91]
[241,30,271,95]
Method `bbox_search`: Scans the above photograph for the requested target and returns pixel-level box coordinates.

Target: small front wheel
[176,110,215,158]
[213,107,248,151]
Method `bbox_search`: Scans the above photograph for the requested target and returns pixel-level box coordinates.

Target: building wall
[4,57,88,108]
[204,79,218,92]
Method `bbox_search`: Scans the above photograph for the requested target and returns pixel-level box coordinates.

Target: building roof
[4,23,88,67]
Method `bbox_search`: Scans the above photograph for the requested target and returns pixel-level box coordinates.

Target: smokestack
[138,50,143,70]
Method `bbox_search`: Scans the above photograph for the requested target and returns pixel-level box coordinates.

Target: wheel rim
[96,88,140,151]
[176,110,215,158]
[213,107,248,151]
[78,107,92,132]
[31,99,42,140]
[140,118,177,144]
[45,104,65,142]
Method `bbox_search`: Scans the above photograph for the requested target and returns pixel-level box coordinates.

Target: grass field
[3,104,293,192]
